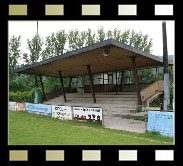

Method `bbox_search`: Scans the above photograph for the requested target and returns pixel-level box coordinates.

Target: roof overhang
[15,39,173,78]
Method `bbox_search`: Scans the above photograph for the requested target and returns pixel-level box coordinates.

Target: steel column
[68,77,72,93]
[103,73,105,92]
[58,71,67,102]
[87,65,96,103]
[34,75,38,104]
[39,76,47,101]
[120,70,124,92]
[162,21,170,110]
[131,56,142,105]
[116,71,118,95]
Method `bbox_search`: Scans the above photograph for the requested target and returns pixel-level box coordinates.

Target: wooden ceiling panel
[16,39,165,78]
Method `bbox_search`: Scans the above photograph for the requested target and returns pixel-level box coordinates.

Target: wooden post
[131,56,142,105]
[87,65,96,103]
[58,71,67,102]
[68,77,72,93]
[39,76,47,101]
[120,70,124,92]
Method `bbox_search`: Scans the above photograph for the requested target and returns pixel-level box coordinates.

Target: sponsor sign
[148,111,174,137]
[52,105,72,120]
[9,102,16,111]
[16,102,26,111]
[73,107,103,125]
[26,103,52,117]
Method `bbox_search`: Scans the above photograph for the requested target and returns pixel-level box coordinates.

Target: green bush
[149,130,161,136]
[9,88,42,103]
[168,104,173,110]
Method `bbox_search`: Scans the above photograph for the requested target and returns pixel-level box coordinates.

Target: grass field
[9,111,174,145]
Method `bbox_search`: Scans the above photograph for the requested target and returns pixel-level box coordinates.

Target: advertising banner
[52,105,72,120]
[26,103,52,117]
[148,111,174,137]
[16,102,26,111]
[9,102,16,111]
[73,107,103,125]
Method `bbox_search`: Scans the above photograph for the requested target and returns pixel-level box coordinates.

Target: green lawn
[9,111,173,145]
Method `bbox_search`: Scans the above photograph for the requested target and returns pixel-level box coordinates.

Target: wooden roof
[15,39,172,78]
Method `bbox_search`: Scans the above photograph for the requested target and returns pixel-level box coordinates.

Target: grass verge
[9,111,173,145]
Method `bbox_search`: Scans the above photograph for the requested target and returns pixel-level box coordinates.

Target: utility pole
[162,21,170,110]
[34,21,38,104]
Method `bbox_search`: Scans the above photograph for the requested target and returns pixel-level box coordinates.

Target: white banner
[52,105,72,120]
[9,102,16,111]
[73,107,103,124]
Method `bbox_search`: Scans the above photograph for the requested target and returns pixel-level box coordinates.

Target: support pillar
[68,77,72,93]
[115,71,118,95]
[34,75,38,104]
[87,65,96,103]
[157,67,159,80]
[131,56,142,105]
[120,71,124,92]
[39,76,47,101]
[59,71,67,102]
[107,72,109,92]
[162,21,170,110]
[103,73,105,92]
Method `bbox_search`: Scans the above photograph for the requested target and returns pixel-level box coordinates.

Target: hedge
[9,88,42,103]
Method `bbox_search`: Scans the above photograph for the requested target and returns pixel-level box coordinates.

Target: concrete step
[64,92,137,98]
[43,101,137,111]
[44,92,138,116]
[49,97,138,102]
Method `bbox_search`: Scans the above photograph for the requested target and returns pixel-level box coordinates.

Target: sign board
[148,111,174,137]
[73,107,103,125]
[52,105,72,120]
[16,102,26,111]
[26,103,52,117]
[9,102,16,111]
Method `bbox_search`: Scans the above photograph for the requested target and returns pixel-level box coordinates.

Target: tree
[113,28,122,41]
[23,35,43,65]
[68,30,86,51]
[97,27,106,42]
[42,30,67,60]
[106,30,113,39]
[9,35,22,80]
[137,69,156,83]
[85,28,96,46]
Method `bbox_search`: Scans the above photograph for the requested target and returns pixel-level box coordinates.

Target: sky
[8,20,175,57]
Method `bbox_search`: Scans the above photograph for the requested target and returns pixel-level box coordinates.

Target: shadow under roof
[15,39,172,78]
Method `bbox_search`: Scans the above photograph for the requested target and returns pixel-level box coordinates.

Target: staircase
[140,80,164,106]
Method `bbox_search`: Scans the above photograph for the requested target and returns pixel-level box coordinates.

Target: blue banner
[26,103,52,117]
[148,111,174,137]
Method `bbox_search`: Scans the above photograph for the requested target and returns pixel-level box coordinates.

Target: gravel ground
[103,115,147,133]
